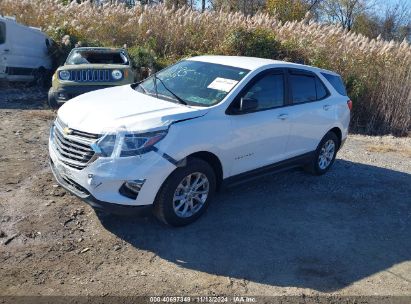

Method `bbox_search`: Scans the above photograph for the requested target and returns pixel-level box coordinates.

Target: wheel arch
[328,126,342,149]
[185,151,224,191]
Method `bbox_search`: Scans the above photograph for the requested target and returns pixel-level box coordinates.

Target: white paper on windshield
[207,78,238,92]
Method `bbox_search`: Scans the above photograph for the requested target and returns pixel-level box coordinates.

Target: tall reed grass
[1,0,410,135]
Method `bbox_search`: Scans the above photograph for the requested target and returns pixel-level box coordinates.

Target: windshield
[66,49,129,65]
[135,60,249,107]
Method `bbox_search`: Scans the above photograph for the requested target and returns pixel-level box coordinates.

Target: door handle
[323,105,331,111]
[4,49,9,52]
[277,114,288,120]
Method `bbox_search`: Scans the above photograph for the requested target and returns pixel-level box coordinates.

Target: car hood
[57,85,209,134]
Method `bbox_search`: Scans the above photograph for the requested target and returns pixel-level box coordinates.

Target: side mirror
[240,97,258,113]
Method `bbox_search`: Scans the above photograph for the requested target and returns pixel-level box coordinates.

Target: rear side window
[0,22,5,45]
[289,74,317,103]
[321,73,347,96]
[316,78,328,99]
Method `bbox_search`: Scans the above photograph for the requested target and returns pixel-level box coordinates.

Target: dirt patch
[0,90,410,297]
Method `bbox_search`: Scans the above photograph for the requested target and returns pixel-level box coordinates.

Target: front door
[226,70,292,176]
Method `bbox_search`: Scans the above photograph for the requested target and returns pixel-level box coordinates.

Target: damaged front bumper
[48,129,177,215]
[49,158,152,215]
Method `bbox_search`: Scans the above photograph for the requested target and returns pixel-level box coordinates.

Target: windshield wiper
[131,81,148,94]
[154,74,188,105]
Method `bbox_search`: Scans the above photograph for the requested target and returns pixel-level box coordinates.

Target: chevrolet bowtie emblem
[63,127,73,135]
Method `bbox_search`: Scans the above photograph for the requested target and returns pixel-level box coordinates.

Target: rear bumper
[49,158,152,216]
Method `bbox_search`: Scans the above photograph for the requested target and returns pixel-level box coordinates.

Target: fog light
[57,93,68,100]
[119,179,145,200]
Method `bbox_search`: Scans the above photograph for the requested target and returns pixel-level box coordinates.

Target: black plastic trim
[222,151,315,188]
[5,66,36,76]
[53,85,116,101]
[152,146,182,166]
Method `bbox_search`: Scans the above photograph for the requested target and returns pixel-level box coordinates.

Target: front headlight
[93,134,116,157]
[94,130,167,157]
[111,70,123,80]
[59,70,71,80]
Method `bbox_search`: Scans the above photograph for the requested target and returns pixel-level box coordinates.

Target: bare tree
[380,0,411,41]
[320,0,373,30]
[265,0,322,22]
[211,0,265,15]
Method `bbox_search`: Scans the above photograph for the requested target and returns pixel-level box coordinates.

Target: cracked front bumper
[49,136,176,212]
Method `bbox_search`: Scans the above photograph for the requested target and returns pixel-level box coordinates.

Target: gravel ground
[0,87,410,299]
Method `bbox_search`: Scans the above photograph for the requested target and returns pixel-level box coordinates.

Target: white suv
[49,56,351,226]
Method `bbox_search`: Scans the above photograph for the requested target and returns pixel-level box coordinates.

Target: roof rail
[5,16,16,21]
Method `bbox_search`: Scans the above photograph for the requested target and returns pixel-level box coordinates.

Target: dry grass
[1,0,410,135]
[366,144,411,157]
[22,111,56,120]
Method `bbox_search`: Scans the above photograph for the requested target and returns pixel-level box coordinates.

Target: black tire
[30,67,49,88]
[154,158,216,227]
[305,132,339,175]
[48,89,59,109]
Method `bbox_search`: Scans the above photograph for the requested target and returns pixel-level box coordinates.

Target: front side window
[242,74,285,110]
[290,74,317,103]
[0,22,5,45]
[66,49,129,65]
[135,60,249,107]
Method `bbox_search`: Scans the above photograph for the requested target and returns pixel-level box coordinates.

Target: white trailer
[0,16,52,82]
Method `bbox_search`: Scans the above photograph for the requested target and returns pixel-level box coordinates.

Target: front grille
[52,118,100,169]
[68,69,115,82]
[61,175,90,196]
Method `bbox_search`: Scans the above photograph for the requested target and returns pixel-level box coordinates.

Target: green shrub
[220,28,281,59]
[127,46,175,80]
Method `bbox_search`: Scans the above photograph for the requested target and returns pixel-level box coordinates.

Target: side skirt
[222,151,315,188]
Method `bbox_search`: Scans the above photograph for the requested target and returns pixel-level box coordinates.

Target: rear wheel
[154,158,216,227]
[305,132,339,175]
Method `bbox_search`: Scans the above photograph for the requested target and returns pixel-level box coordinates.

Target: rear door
[285,68,335,157]
[226,69,292,176]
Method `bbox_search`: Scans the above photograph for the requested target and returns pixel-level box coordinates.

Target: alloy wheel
[173,172,210,218]
[318,139,336,170]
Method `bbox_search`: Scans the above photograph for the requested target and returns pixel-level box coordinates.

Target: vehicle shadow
[97,159,411,292]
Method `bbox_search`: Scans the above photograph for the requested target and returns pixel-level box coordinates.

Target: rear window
[66,49,129,65]
[0,22,5,44]
[321,73,347,96]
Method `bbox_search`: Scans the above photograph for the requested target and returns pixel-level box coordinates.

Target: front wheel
[305,132,339,175]
[154,158,216,227]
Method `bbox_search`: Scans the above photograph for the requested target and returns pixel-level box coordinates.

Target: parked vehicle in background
[0,16,52,84]
[48,47,135,108]
[49,56,351,227]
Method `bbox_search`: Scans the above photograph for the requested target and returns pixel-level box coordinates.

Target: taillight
[347,100,353,111]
